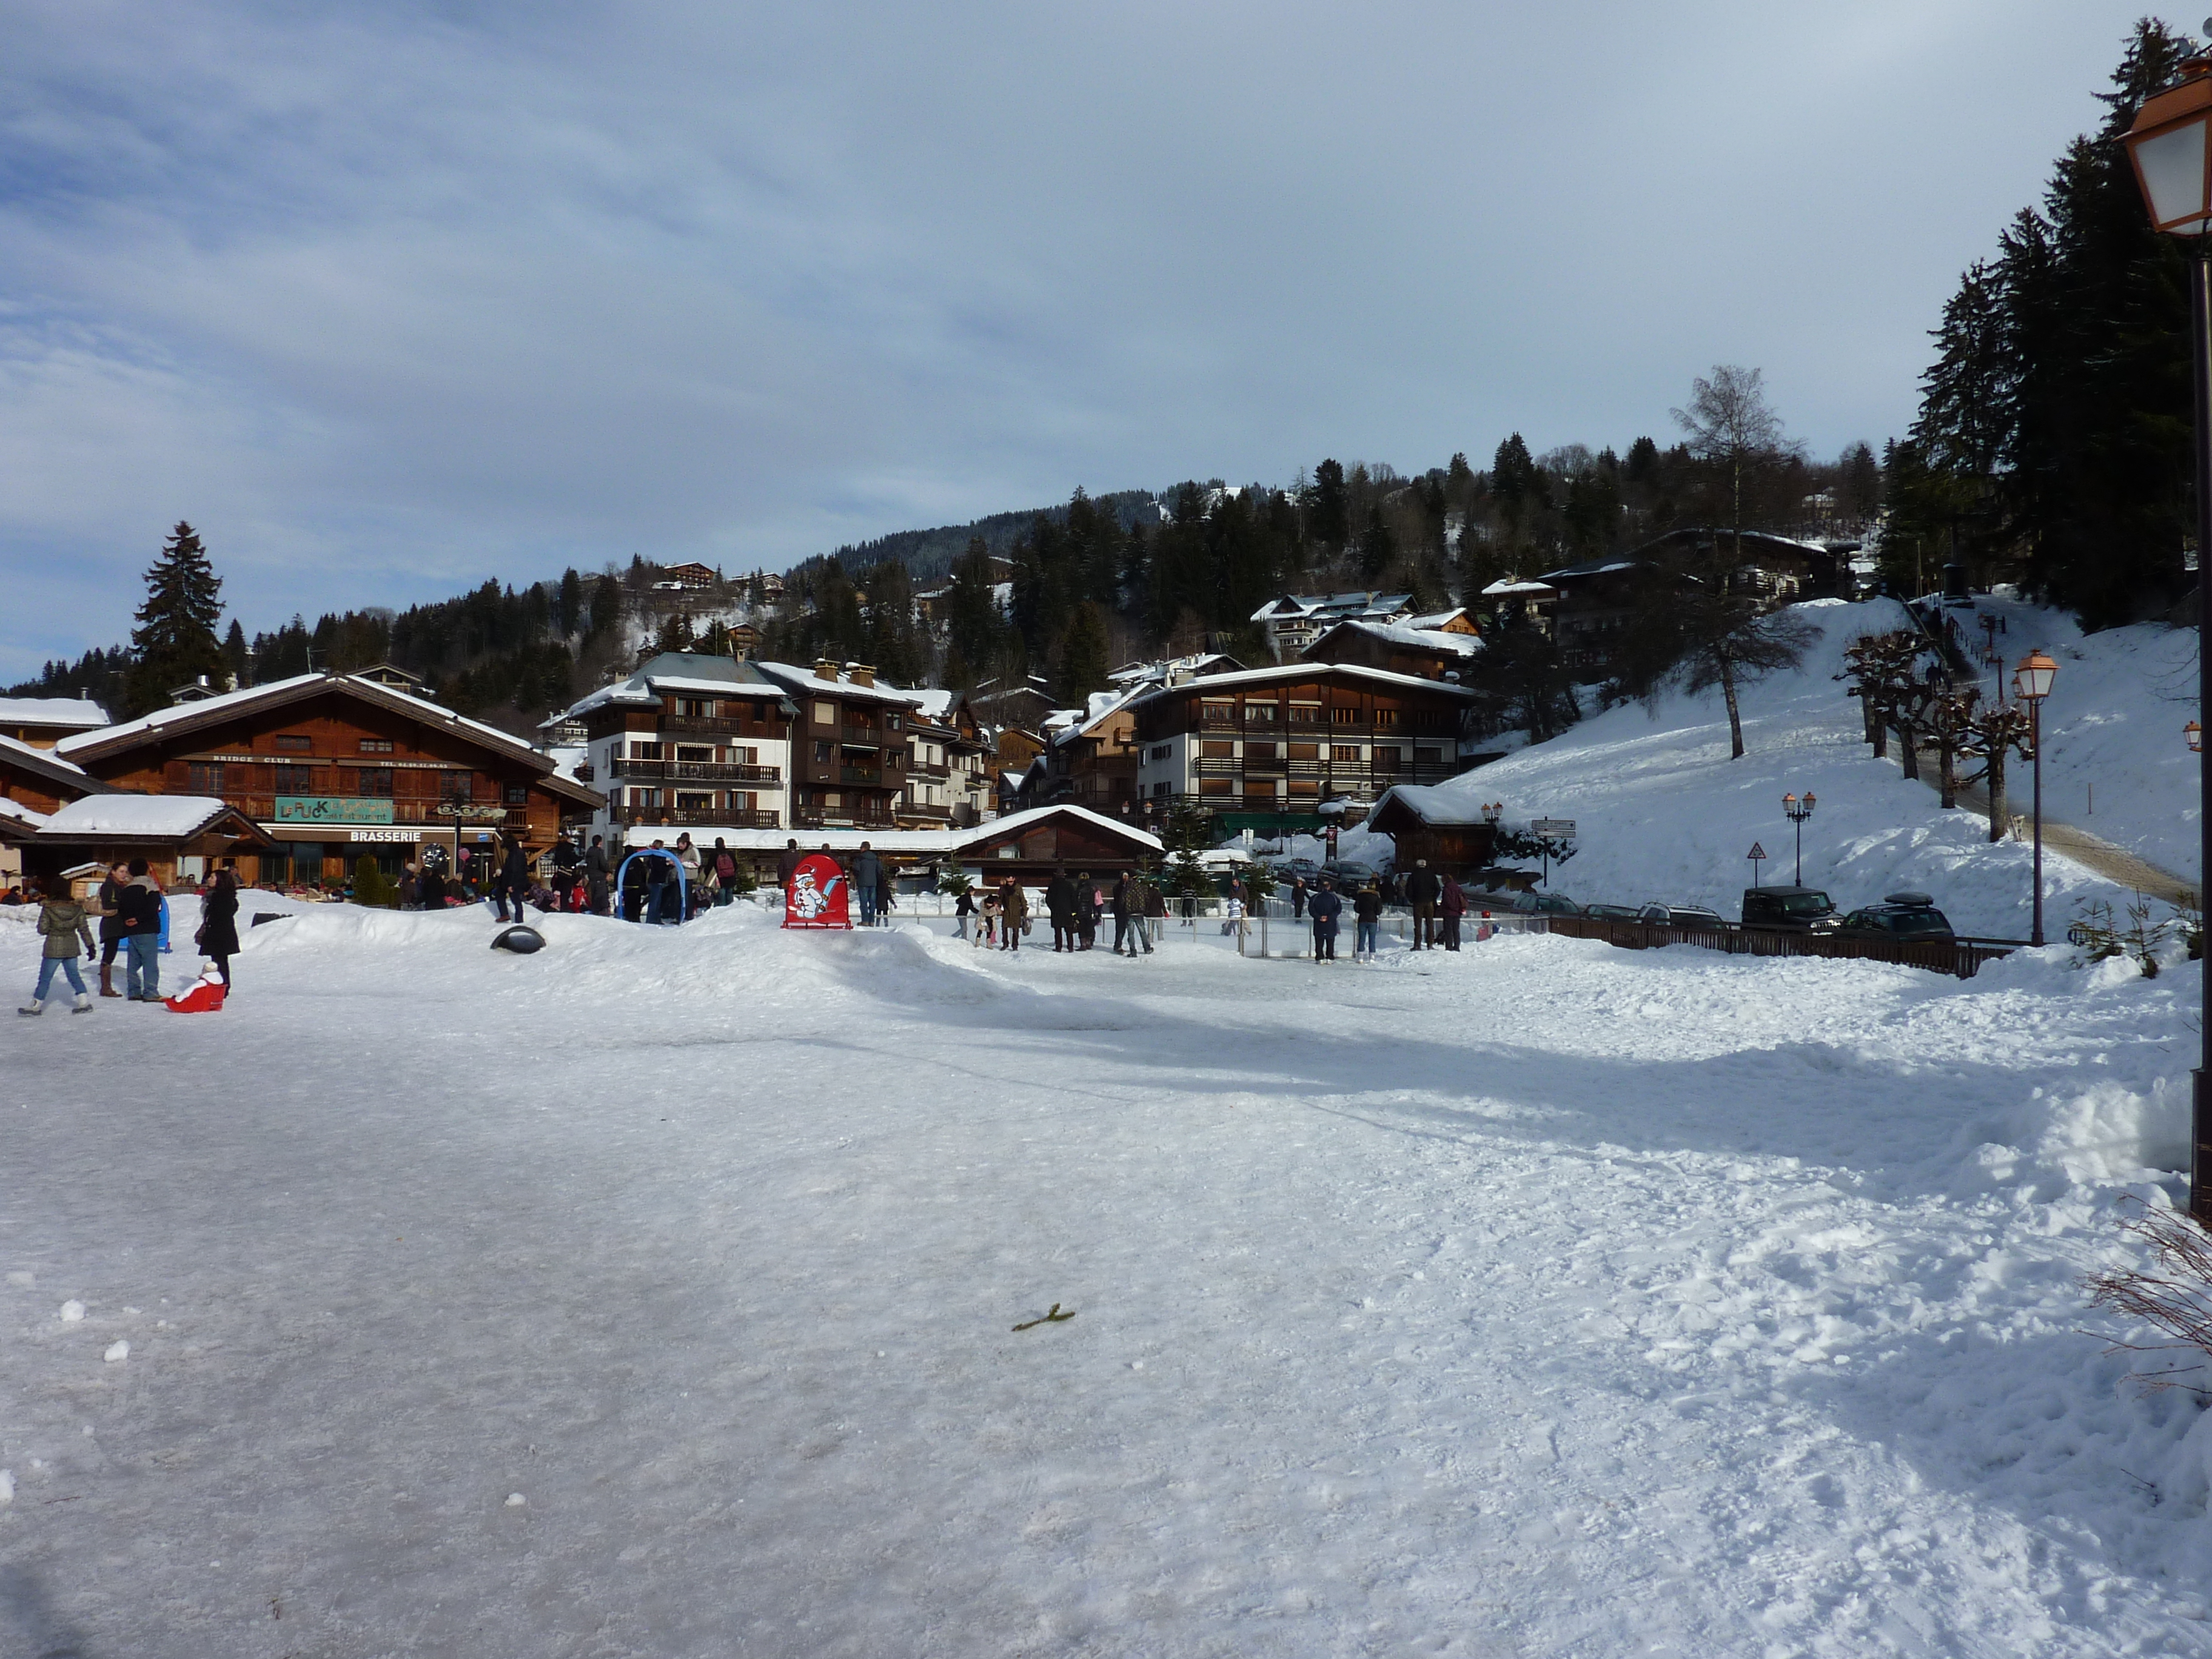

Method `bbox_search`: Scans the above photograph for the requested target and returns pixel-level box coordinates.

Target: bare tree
[1668,585,1816,760]
[1671,366,1804,561]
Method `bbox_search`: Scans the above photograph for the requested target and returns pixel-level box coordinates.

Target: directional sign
[1530,819,1576,836]
[1746,842,1768,860]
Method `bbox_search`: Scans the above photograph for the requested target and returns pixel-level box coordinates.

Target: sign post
[1746,841,1767,890]
[1530,818,1575,888]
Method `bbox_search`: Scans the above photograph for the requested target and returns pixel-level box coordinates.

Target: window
[1148,743,1171,761]
[359,738,395,754]
[1245,742,1278,760]
[1287,779,1321,799]
[1242,700,1277,723]
[886,714,902,731]
[357,768,395,797]
[814,739,831,763]
[1287,742,1319,762]
[822,792,842,808]
[1198,779,1233,797]
[1332,707,1360,726]
[188,763,224,794]
[1288,703,1322,726]
[441,774,473,803]
[675,745,713,763]
[1330,745,1361,763]
[1151,780,1170,798]
[275,764,314,793]
[1373,747,1403,773]
[674,697,715,718]
[1374,708,1399,729]
[1413,709,1450,733]
[631,788,660,809]
[504,784,528,805]
[1199,740,1234,759]
[275,734,312,752]
[676,791,714,811]
[632,741,663,760]
[813,700,835,725]
[1415,747,1443,766]
[1201,701,1234,725]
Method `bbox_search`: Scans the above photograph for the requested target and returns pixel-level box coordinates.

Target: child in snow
[20,876,96,1015]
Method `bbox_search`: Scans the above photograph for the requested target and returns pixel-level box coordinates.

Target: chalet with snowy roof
[56,672,601,891]
[1364,785,1500,876]
[899,689,993,828]
[0,695,111,748]
[0,736,112,884]
[1621,527,1855,603]
[1476,576,1560,635]
[752,660,926,831]
[662,561,720,590]
[1408,607,1480,636]
[694,803,1162,884]
[1300,618,1483,683]
[1248,592,1415,662]
[1129,662,1481,829]
[19,795,275,891]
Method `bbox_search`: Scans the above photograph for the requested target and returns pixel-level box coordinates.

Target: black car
[1637,903,1729,931]
[1741,885,1840,931]
[1838,891,1956,942]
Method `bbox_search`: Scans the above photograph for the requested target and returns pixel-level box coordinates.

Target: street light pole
[2120,41,2212,1223]
[2011,649,2057,948]
[1782,791,1815,886]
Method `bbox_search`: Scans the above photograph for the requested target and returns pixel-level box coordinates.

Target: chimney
[814,659,840,683]
[845,662,876,688]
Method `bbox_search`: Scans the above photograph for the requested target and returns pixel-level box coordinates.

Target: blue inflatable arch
[614,847,687,921]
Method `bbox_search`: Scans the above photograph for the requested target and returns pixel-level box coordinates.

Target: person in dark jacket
[621,850,651,921]
[551,834,581,911]
[115,858,163,1000]
[1440,873,1466,951]
[853,843,882,927]
[96,863,126,997]
[493,834,529,923]
[19,875,96,1015]
[1110,873,1134,955]
[776,838,804,890]
[197,865,241,988]
[954,884,977,940]
[1045,869,1076,951]
[1406,860,1441,950]
[1352,882,1382,959]
[1290,876,1307,919]
[1306,875,1344,963]
[998,876,1027,951]
[1072,871,1098,951]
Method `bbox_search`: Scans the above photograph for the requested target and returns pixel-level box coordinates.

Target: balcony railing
[840,765,881,784]
[608,758,782,784]
[612,806,782,830]
[793,811,896,831]
[661,714,754,737]
[840,725,880,748]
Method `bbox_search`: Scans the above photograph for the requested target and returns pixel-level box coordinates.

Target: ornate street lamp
[1781,791,1816,885]
[2010,649,2058,948]
[2190,719,2204,753]
[2125,53,2212,1222]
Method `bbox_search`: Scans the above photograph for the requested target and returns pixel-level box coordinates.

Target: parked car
[1269,856,1323,882]
[1326,860,1381,885]
[1837,891,1956,942]
[1740,885,1840,931]
[1584,902,1643,921]
[1637,903,1729,931]
[1475,889,1584,916]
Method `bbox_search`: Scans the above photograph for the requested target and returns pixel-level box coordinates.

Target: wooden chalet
[0,695,111,748]
[19,796,276,890]
[53,672,602,890]
[1365,786,1500,876]
[1300,618,1483,683]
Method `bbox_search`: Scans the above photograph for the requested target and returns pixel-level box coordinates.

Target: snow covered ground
[2,897,2207,1655]
[1320,597,2200,940]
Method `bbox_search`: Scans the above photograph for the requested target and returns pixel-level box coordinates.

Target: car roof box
[1883,891,1934,907]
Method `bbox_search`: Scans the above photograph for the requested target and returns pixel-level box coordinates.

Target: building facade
[55,672,601,888]
[900,692,994,827]
[560,654,796,844]
[1130,663,1481,816]
[754,661,922,831]
[1247,592,1415,662]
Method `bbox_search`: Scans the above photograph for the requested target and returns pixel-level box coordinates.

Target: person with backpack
[18,875,96,1016]
[115,858,164,1000]
[712,837,741,905]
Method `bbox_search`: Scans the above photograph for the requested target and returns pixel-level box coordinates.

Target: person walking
[1353,881,1382,960]
[853,842,881,928]
[18,876,96,1015]
[712,838,740,905]
[420,853,448,910]
[954,883,976,940]
[584,837,610,914]
[96,862,126,997]
[115,858,163,1000]
[197,865,241,988]
[999,876,1028,952]
[1307,874,1343,964]
[1290,875,1307,920]
[672,833,700,923]
[1137,865,1164,953]
[1045,868,1076,951]
[977,887,999,948]
[551,833,581,911]
[776,837,804,890]
[1440,873,1466,951]
[642,838,671,923]
[1407,859,1440,950]
[494,832,529,923]
[397,860,421,911]
[1110,871,1134,956]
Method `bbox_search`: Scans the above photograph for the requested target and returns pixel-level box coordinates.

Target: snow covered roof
[53,674,324,756]
[0,796,47,836]
[1480,578,1559,597]
[622,803,1162,859]
[1051,686,1145,748]
[36,794,243,840]
[1538,557,1640,582]
[0,695,109,732]
[0,731,108,794]
[1124,660,1484,708]
[548,654,793,725]
[1250,591,1414,626]
[1367,785,1495,829]
[754,663,926,709]
[1310,619,1484,660]
[909,688,959,720]
[1409,608,1470,631]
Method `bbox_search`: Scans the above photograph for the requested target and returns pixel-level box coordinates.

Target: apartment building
[901,691,994,827]
[559,653,796,843]
[753,660,923,831]
[1130,663,1481,817]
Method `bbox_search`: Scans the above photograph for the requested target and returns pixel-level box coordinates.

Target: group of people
[773,839,902,927]
[950,868,1166,957]
[1287,859,1471,960]
[18,858,241,1015]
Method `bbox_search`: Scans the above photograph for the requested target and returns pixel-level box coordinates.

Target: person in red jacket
[1440,873,1467,951]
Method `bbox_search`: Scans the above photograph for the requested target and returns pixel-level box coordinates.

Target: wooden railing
[1539,913,2022,980]
[612,807,781,830]
[609,758,781,783]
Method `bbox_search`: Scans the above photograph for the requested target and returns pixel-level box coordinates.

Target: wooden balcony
[612,806,782,830]
[609,758,782,784]
[661,714,754,737]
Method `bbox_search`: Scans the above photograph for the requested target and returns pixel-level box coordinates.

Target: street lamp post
[1781,791,1815,886]
[2011,649,2058,947]
[2123,45,2212,1221]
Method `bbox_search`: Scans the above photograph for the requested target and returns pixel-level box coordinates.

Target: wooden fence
[1537,913,2023,979]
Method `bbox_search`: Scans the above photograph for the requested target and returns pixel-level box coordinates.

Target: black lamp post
[2122,44,2212,1221]
[2011,649,2058,948]
[1781,791,1815,885]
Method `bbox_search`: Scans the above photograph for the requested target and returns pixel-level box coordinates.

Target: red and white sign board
[782,853,853,930]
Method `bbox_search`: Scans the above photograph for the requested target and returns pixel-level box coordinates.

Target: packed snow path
[2,902,2207,1657]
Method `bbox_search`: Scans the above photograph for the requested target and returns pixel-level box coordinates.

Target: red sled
[164,978,227,1014]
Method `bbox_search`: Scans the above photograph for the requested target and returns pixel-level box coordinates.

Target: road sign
[1530,819,1575,836]
[1746,842,1767,860]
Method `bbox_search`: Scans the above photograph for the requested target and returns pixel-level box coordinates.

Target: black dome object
[491,925,546,954]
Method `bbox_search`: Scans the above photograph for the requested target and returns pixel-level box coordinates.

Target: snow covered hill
[2,899,2208,1654]
[1346,597,2200,940]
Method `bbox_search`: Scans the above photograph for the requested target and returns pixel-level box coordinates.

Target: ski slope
[1,897,2206,1656]
[1336,597,2200,940]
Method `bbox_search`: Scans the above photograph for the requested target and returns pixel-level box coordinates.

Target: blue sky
[0,1,2171,679]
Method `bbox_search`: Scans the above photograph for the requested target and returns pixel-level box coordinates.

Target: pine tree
[221,620,249,689]
[589,574,623,637]
[1054,602,1111,705]
[557,568,585,637]
[124,522,227,714]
